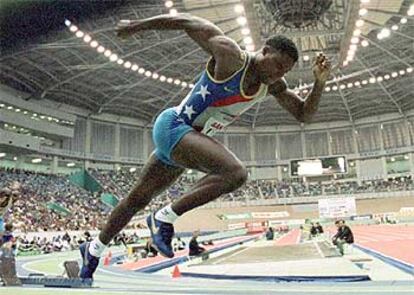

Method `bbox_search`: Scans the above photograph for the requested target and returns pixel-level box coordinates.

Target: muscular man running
[80,13,332,280]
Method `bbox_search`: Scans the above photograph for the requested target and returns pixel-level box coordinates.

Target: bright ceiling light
[117,59,124,65]
[391,72,398,78]
[69,25,78,32]
[75,31,84,38]
[159,75,166,82]
[353,29,361,36]
[67,162,75,167]
[174,79,181,85]
[332,85,338,91]
[32,158,42,163]
[15,108,20,112]
[167,77,173,83]
[361,80,368,85]
[407,67,413,73]
[377,33,384,40]
[165,0,173,8]
[408,9,414,16]
[83,35,91,43]
[234,4,244,13]
[349,44,357,51]
[246,44,255,51]
[347,83,353,88]
[356,19,364,27]
[131,64,139,71]
[243,36,253,44]
[104,49,112,57]
[384,74,390,80]
[109,54,118,62]
[376,76,383,82]
[241,28,250,35]
[152,73,159,79]
[342,60,348,66]
[380,28,390,38]
[138,68,145,74]
[90,40,98,48]
[351,37,359,44]
[369,77,376,83]
[189,83,195,88]
[124,61,131,68]
[325,86,331,92]
[303,55,310,61]
[237,16,247,25]
[145,70,152,77]
[64,19,71,26]
[97,45,105,53]
[340,84,346,90]
[360,0,370,3]
[400,18,407,24]
[391,25,399,31]
[7,106,13,109]
[399,70,406,75]
[181,81,188,88]
[354,81,361,86]
[361,40,369,47]
[359,8,368,16]
[169,9,178,16]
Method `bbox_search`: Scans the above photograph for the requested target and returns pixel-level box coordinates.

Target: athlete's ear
[262,45,271,56]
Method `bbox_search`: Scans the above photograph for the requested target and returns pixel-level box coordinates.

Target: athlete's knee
[223,163,248,191]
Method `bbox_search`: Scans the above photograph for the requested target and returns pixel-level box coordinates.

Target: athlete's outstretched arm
[116,14,240,57]
[269,53,332,123]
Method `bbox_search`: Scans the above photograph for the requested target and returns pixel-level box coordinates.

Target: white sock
[89,237,107,257]
[155,204,179,224]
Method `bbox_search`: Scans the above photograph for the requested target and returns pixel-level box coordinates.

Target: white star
[183,105,196,120]
[196,84,211,101]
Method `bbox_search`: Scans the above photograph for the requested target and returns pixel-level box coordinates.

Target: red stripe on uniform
[210,94,251,107]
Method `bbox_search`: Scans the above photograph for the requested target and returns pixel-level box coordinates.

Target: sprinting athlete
[80,13,332,280]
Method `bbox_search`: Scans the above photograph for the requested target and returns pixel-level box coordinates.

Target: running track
[352,225,414,265]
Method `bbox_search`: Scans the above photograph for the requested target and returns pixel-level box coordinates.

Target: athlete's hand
[116,20,140,39]
[312,53,332,83]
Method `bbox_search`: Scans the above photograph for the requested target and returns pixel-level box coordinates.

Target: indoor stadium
[0,0,413,294]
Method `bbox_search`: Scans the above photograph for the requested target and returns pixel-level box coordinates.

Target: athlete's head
[256,35,298,85]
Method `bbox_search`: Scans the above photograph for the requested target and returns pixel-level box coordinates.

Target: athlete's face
[258,46,296,85]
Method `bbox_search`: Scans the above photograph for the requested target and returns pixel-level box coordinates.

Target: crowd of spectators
[0,167,109,233]
[1,167,413,235]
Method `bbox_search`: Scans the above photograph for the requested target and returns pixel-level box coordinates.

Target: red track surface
[351,225,414,265]
[275,229,301,246]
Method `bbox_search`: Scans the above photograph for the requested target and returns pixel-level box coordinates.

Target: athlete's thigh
[132,152,184,196]
[171,131,243,174]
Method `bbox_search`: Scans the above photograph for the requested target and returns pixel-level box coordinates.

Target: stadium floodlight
[165,1,174,8]
[117,59,124,65]
[391,25,399,31]
[138,68,145,74]
[124,61,131,68]
[351,37,359,44]
[129,167,137,172]
[159,75,166,82]
[174,79,181,85]
[353,29,361,36]
[104,49,111,57]
[32,158,42,163]
[237,16,247,25]
[407,67,413,73]
[83,35,91,43]
[361,40,369,47]
[90,40,98,48]
[131,64,139,71]
[234,4,244,13]
[109,54,118,62]
[67,162,75,167]
[169,9,178,16]
[69,25,78,32]
[325,86,331,92]
[359,8,368,16]
[400,18,407,24]
[75,31,84,38]
[97,46,105,53]
[355,19,364,27]
[152,73,159,79]
[145,70,152,77]
[64,19,71,27]
[303,55,310,61]
[243,36,253,44]
[391,72,398,77]
[241,28,250,35]
[399,70,406,75]
[376,76,383,82]
[369,77,376,83]
[167,77,173,83]
[384,74,390,80]
[181,81,188,88]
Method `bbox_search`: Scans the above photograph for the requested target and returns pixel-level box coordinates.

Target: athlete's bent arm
[116,14,241,58]
[269,53,332,123]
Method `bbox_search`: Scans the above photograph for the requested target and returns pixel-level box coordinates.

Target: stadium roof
[0,0,413,127]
